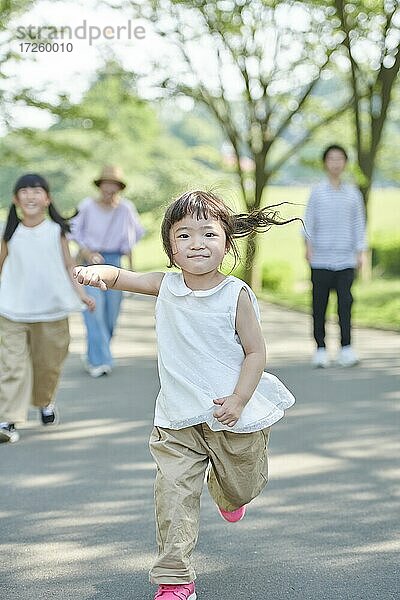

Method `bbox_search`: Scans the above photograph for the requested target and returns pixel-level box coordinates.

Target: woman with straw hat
[70,165,144,377]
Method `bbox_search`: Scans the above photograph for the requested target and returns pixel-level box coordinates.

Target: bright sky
[4,0,381,133]
[3,0,315,131]
[2,0,170,128]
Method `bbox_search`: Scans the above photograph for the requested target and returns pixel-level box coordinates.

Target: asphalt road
[1,294,399,600]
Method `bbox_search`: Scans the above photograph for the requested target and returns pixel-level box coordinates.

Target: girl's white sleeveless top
[154,272,295,433]
[0,220,82,322]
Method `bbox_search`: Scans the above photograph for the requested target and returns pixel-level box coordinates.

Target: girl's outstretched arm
[73,264,164,296]
[213,289,267,427]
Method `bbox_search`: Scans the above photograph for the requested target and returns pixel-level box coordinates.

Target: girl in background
[0,173,94,444]
[74,190,296,600]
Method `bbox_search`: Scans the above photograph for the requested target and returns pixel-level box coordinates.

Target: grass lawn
[134,186,400,330]
[262,278,400,331]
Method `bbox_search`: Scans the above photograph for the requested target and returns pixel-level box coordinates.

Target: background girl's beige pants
[0,317,70,424]
[149,423,270,585]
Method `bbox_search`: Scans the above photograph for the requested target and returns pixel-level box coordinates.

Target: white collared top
[0,220,82,322]
[154,272,295,432]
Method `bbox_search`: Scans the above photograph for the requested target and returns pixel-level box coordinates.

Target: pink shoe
[154,581,196,600]
[217,504,247,522]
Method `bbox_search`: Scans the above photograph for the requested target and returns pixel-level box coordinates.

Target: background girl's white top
[154,272,295,433]
[0,220,82,322]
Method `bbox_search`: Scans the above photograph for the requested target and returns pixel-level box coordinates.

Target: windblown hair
[3,174,71,242]
[161,190,299,269]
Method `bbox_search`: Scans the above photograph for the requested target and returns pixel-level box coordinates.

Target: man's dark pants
[311,268,355,348]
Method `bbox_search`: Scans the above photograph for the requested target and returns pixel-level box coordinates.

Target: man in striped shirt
[304,145,367,368]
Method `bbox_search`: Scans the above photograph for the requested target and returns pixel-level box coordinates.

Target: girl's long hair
[161,190,300,269]
[3,195,71,243]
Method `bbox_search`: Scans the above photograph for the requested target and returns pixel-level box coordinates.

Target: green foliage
[323,0,400,201]
[261,262,293,292]
[372,236,400,276]
[165,104,224,150]
[129,0,355,195]
[0,0,38,125]
[0,60,231,213]
[0,0,34,29]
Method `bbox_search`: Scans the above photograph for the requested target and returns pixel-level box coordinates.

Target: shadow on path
[1,296,398,599]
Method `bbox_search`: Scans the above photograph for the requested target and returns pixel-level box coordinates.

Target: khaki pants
[149,423,270,584]
[0,317,70,424]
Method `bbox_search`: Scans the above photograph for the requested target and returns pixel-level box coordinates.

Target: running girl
[74,190,296,600]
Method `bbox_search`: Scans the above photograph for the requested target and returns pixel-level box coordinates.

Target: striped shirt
[304,180,367,270]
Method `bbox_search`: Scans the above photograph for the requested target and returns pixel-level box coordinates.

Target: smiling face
[14,186,50,219]
[170,214,228,276]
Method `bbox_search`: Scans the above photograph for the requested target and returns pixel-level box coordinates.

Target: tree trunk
[358,148,374,214]
[242,232,260,289]
[358,176,372,281]
[241,163,266,289]
[360,181,371,216]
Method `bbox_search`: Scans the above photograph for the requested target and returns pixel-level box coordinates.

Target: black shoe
[40,405,57,425]
[0,423,20,443]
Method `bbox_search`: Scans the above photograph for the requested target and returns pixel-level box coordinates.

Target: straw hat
[94,165,126,189]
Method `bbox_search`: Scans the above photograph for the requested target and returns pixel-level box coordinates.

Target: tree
[0,0,37,126]
[113,0,353,287]
[0,60,229,213]
[331,0,400,208]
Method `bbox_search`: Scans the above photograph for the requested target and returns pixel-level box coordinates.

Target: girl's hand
[73,266,108,291]
[81,294,96,312]
[213,393,245,428]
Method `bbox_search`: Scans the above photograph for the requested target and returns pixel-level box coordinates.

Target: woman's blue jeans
[83,252,122,368]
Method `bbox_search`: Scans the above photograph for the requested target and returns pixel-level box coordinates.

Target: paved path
[1,295,399,599]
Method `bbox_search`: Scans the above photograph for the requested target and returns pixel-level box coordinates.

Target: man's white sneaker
[88,364,112,378]
[311,348,329,368]
[337,346,359,367]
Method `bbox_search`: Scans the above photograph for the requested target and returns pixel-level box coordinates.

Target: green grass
[132,210,168,271]
[262,278,400,331]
